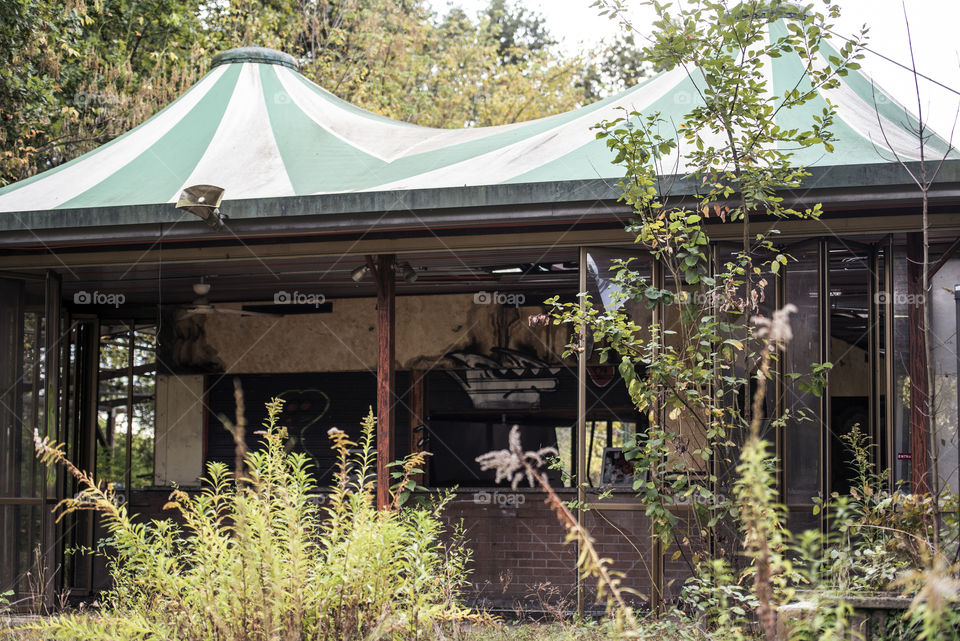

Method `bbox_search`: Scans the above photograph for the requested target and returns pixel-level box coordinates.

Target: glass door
[0,272,60,609]
[825,240,878,496]
[781,240,826,533]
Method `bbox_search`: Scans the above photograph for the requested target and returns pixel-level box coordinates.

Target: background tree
[483,0,555,65]
[580,31,650,102]
[0,0,212,185]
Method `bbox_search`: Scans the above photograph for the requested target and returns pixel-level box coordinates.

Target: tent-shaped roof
[0,29,955,219]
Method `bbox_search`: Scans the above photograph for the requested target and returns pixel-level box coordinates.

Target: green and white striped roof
[0,30,954,215]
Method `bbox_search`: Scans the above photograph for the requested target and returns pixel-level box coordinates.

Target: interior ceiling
[51,247,581,306]
[12,234,958,318]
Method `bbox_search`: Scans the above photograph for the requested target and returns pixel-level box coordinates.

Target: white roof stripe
[0,66,227,212]
[173,63,295,201]
[806,49,925,162]
[825,80,924,161]
[276,67,530,163]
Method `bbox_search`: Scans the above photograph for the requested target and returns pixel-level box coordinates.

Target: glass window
[96,324,156,491]
[783,242,823,531]
[929,250,959,492]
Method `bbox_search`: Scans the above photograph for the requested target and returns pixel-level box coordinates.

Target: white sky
[429,0,960,138]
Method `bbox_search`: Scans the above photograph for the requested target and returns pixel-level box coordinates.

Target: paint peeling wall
[154,293,572,485]
[202,293,569,373]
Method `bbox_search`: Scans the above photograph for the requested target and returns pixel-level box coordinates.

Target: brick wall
[439,489,579,611]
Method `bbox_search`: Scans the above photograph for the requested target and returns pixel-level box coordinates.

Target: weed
[22,396,481,640]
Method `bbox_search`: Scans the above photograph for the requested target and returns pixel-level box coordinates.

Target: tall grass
[25,397,479,641]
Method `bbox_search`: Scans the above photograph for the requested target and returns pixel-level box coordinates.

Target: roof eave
[1,159,958,246]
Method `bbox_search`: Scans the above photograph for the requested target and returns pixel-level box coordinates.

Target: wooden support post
[375,254,396,510]
[907,233,930,493]
[409,370,428,485]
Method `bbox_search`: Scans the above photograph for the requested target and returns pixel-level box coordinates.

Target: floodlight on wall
[351,264,371,282]
[399,262,418,283]
[176,184,226,230]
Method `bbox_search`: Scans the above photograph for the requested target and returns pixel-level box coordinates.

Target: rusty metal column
[375,254,396,510]
[650,256,664,615]
[819,239,830,531]
[884,237,896,490]
[576,247,587,617]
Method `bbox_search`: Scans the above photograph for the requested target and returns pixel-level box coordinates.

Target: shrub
[25,398,478,641]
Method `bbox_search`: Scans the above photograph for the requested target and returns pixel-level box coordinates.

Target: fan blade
[213,307,279,317]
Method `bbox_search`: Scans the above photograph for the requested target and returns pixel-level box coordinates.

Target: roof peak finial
[211,47,300,71]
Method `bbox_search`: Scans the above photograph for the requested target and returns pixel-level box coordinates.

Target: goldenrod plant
[22,397,480,641]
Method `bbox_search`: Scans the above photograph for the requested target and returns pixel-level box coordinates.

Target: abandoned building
[0,43,958,612]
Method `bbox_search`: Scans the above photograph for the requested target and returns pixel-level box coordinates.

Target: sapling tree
[548,0,864,610]
[864,4,960,631]
[869,0,959,543]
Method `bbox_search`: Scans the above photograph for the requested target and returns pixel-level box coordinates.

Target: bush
[26,399,478,640]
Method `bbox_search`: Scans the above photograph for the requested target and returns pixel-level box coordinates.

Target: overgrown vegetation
[22,398,479,640]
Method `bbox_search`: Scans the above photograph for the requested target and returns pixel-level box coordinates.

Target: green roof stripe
[809,24,954,158]
[291,72,423,129]
[767,27,890,165]
[259,65,387,193]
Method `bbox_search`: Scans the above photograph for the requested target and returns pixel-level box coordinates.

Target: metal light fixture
[176,184,226,230]
[399,262,418,283]
[351,260,417,283]
[351,264,371,282]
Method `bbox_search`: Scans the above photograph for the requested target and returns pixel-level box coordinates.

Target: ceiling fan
[178,281,279,318]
